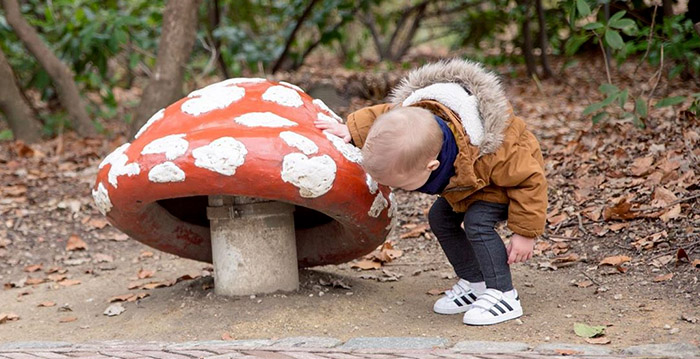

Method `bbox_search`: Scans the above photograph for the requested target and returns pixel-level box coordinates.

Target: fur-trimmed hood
[388,58,510,155]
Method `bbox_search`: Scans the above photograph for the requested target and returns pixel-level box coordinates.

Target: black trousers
[428,197,513,292]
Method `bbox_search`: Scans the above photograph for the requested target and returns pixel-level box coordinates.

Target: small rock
[669,328,680,334]
[614,294,623,300]
[664,324,672,329]
[103,303,125,317]
[514,319,524,325]
[681,315,698,323]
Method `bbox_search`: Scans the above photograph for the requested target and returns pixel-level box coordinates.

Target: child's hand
[314,120,351,143]
[506,234,535,264]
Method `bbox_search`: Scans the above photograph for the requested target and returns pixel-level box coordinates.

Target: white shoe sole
[433,305,471,315]
[463,307,523,325]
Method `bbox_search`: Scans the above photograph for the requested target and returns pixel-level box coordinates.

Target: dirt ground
[0,187,698,348]
[1,58,698,348]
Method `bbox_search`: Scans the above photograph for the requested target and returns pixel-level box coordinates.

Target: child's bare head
[361,107,443,190]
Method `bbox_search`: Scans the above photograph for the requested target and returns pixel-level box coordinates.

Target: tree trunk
[535,0,552,78]
[0,49,42,143]
[2,0,95,137]
[130,0,202,137]
[521,0,537,77]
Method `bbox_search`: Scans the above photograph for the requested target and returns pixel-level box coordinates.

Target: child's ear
[427,160,440,171]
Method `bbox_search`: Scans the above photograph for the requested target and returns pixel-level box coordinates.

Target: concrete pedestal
[207,195,298,296]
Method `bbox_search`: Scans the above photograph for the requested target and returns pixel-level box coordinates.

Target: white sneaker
[433,279,484,315]
[462,288,523,325]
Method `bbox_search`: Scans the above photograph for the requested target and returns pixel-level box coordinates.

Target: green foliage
[0,0,163,130]
[0,129,13,141]
[212,0,362,73]
[567,2,700,125]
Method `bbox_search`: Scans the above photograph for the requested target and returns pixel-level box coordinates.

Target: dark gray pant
[428,197,513,292]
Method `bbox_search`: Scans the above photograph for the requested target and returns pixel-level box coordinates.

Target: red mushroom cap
[93,79,395,266]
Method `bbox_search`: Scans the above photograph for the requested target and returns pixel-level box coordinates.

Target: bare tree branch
[271,0,319,74]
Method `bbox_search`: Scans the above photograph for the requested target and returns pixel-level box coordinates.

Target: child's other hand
[506,234,535,264]
[314,120,351,143]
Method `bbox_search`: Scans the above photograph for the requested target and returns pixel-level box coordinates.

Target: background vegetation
[0,0,698,142]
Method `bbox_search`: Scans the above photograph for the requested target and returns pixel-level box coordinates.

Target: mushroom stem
[207,195,298,296]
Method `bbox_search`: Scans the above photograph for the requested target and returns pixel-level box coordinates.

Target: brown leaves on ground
[0,312,20,324]
[599,256,631,266]
[352,241,403,270]
[108,293,150,303]
[65,234,87,251]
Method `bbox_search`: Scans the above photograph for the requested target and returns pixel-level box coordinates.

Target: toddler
[316,59,547,325]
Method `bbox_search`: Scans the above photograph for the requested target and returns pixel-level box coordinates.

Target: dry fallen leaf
[351,259,381,270]
[25,277,44,285]
[630,156,655,176]
[87,217,110,229]
[221,333,234,340]
[653,273,673,282]
[23,264,42,272]
[137,269,154,279]
[59,279,81,287]
[109,294,135,303]
[426,288,447,296]
[0,312,20,324]
[400,224,429,239]
[603,198,638,221]
[59,316,77,323]
[48,274,67,282]
[38,301,56,307]
[599,255,631,266]
[575,280,594,288]
[692,259,700,268]
[677,248,690,264]
[66,234,87,251]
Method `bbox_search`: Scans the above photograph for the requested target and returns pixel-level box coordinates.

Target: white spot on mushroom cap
[279,131,318,155]
[217,77,267,86]
[92,182,112,215]
[366,173,378,194]
[313,99,343,122]
[182,84,245,116]
[317,112,340,124]
[148,162,186,183]
[134,109,164,139]
[101,143,140,188]
[141,134,189,160]
[279,81,305,93]
[368,192,388,218]
[234,112,298,128]
[99,143,130,169]
[281,153,336,198]
[323,131,363,163]
[192,137,248,176]
[262,85,304,107]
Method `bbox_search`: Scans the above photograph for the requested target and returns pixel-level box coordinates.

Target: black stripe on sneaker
[460,295,472,304]
[493,303,506,314]
[468,293,478,301]
[489,309,499,316]
[453,298,464,307]
[500,300,513,311]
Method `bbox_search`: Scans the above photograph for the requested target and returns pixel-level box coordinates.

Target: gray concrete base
[621,343,700,358]
[535,343,613,356]
[208,196,298,296]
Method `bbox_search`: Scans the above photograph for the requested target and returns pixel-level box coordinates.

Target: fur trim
[402,83,484,147]
[388,58,510,155]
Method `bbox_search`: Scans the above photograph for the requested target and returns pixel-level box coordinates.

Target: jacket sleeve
[489,131,548,238]
[345,104,393,148]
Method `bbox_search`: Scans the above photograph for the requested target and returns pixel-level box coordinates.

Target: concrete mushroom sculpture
[93,78,395,296]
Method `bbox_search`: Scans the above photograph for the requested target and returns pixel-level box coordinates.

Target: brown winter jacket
[346,59,547,238]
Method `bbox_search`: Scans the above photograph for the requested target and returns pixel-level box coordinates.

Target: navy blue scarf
[415,115,457,195]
